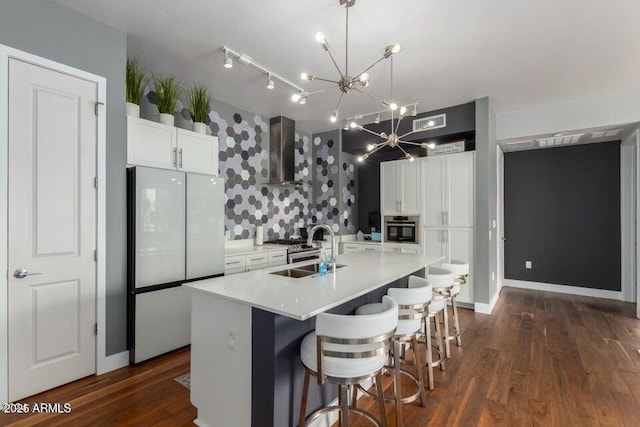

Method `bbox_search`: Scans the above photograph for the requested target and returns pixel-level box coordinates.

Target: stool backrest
[441,259,470,278]
[315,296,398,383]
[388,285,432,321]
[428,266,454,288]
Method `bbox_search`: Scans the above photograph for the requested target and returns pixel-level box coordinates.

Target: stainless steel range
[265,238,322,264]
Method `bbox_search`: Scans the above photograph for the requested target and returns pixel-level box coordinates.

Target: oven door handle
[386,223,416,227]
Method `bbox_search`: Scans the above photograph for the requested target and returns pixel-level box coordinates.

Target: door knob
[13,268,42,279]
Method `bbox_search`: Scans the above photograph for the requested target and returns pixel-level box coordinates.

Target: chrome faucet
[307,224,336,271]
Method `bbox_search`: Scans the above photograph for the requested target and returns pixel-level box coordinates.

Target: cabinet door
[446,152,474,227]
[380,161,399,214]
[421,156,446,227]
[127,116,177,169]
[421,227,446,259]
[134,168,186,288]
[448,227,474,304]
[186,174,225,280]
[399,159,421,214]
[177,129,219,175]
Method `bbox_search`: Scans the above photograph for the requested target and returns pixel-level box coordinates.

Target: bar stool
[427,266,455,358]
[353,286,431,427]
[298,296,398,427]
[408,275,446,389]
[440,260,470,349]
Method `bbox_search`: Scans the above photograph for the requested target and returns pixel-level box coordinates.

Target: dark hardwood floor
[2,287,639,426]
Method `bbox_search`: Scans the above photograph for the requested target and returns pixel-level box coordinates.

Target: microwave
[384,215,419,244]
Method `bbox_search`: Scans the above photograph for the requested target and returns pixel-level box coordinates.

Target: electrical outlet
[227,329,236,351]
[525,261,532,269]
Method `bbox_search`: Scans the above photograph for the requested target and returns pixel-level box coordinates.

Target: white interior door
[8,58,97,401]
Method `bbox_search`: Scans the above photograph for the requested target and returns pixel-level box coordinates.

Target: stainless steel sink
[269,268,317,278]
[269,263,347,278]
[295,263,347,273]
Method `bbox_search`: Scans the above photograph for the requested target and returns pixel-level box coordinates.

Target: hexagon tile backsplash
[143,91,356,240]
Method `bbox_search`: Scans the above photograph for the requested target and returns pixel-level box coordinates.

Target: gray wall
[474,97,498,305]
[0,0,128,355]
[504,143,621,290]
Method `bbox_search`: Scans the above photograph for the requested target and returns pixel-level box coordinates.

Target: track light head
[374,114,381,124]
[266,74,275,89]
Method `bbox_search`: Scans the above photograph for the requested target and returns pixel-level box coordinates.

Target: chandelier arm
[394,115,404,135]
[334,92,345,113]
[352,56,386,82]
[397,144,410,156]
[353,88,386,106]
[323,44,345,78]
[398,140,423,147]
[310,76,341,84]
[398,128,421,139]
[345,5,349,76]
[368,143,387,156]
[358,126,385,139]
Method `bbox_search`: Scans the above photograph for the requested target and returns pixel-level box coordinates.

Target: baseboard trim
[474,290,500,314]
[97,350,129,375]
[504,279,623,300]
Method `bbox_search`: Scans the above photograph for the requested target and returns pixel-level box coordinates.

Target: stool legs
[375,372,388,427]
[411,336,428,407]
[339,385,349,427]
[433,313,446,371]
[451,295,462,347]
[298,370,311,427]
[393,340,402,427]
[424,316,434,390]
[443,303,451,358]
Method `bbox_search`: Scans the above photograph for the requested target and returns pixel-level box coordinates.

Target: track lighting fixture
[266,74,275,90]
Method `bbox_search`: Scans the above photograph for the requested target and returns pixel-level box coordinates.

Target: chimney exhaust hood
[269,116,303,186]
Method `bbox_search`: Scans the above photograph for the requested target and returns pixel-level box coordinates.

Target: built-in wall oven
[384,215,419,244]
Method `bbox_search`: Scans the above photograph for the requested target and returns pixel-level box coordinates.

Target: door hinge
[94,250,97,262]
[94,323,98,336]
[94,101,104,116]
[94,177,98,189]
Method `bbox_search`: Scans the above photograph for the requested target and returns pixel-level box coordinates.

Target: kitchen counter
[186,251,442,427]
[187,250,442,321]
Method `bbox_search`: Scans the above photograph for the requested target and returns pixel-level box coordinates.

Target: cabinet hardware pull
[226,260,241,265]
[250,257,264,261]
[178,148,183,168]
[173,148,177,167]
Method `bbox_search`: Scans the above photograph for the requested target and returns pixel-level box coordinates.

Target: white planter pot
[125,102,140,118]
[159,113,174,126]
[193,122,207,134]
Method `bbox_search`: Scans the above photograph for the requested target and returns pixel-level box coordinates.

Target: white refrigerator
[127,167,224,363]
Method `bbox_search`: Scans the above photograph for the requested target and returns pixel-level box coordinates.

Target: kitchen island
[185,251,443,427]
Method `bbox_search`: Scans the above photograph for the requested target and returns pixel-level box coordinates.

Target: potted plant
[187,82,211,134]
[152,74,180,126]
[125,58,147,118]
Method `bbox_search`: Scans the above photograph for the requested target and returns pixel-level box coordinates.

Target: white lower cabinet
[341,242,421,254]
[224,249,288,275]
[421,227,474,304]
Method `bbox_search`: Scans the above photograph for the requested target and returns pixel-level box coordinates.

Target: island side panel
[252,268,425,427]
[191,293,252,427]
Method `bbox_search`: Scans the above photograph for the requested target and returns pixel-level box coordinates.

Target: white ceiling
[53,0,640,134]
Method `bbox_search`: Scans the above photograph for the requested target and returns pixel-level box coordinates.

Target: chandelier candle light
[297,0,402,123]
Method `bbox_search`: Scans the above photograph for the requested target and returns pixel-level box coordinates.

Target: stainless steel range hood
[269,116,304,186]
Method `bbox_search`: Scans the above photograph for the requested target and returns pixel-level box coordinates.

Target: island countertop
[185,251,443,320]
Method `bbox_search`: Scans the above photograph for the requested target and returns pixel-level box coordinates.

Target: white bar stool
[440,260,470,349]
[408,275,446,389]
[353,286,431,427]
[427,266,455,358]
[298,296,398,427]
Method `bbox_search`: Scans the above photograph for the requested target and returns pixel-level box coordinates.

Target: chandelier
[295,0,402,123]
[350,57,438,162]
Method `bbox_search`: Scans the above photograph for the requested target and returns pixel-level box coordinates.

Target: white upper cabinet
[380,159,421,215]
[421,151,474,227]
[127,117,219,176]
[176,129,219,175]
[127,116,177,170]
